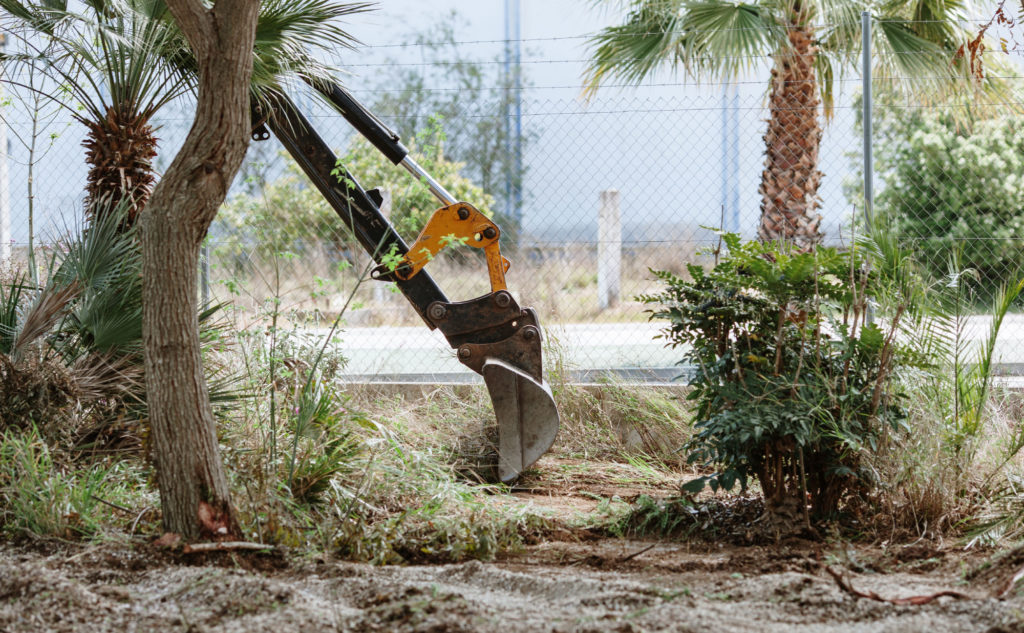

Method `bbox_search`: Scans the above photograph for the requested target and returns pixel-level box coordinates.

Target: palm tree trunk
[81,103,158,228]
[757,21,823,248]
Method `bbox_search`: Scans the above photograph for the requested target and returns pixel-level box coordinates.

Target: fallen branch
[90,495,133,514]
[182,541,276,554]
[129,507,152,535]
[618,543,657,563]
[995,564,1024,599]
[825,566,974,605]
[568,543,659,567]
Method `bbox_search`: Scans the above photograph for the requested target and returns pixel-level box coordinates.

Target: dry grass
[209,243,704,327]
[344,377,691,479]
[863,382,1024,540]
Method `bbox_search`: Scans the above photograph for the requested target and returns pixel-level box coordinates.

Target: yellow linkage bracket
[392,202,510,292]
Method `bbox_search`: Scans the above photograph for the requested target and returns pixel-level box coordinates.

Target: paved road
[318,313,1024,380]
[322,321,679,378]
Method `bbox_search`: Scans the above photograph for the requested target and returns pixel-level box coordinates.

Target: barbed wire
[337,48,1024,69]
[358,17,1006,50]
[1,96,1021,127]
[343,74,1024,93]
[8,236,1024,248]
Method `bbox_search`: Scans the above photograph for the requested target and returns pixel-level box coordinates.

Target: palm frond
[252,1,372,112]
[69,351,144,403]
[0,0,69,36]
[908,0,970,44]
[870,9,1014,112]
[43,198,143,359]
[815,0,865,59]
[71,281,143,354]
[51,198,140,293]
[874,18,958,96]
[962,274,1024,428]
[583,0,782,96]
[583,0,687,95]
[1,0,190,125]
[679,1,782,76]
[11,281,80,361]
[0,273,30,355]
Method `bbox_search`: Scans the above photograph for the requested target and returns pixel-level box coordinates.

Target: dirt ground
[3,461,1024,633]
[3,536,1024,633]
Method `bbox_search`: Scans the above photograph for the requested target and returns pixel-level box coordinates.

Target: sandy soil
[2,537,1024,633]
[2,459,1020,632]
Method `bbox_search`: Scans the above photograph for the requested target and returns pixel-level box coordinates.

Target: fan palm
[0,196,239,437]
[0,0,370,225]
[583,0,997,247]
[0,0,366,441]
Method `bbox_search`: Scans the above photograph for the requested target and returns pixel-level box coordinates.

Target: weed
[861,224,1024,540]
[544,329,690,467]
[0,428,149,538]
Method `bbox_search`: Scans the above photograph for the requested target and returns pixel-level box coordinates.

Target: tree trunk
[757,19,823,248]
[140,0,259,540]
[81,103,159,228]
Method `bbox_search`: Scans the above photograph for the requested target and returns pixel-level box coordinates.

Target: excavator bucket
[483,358,560,483]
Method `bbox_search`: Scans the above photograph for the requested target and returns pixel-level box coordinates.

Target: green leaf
[858,322,885,352]
[680,477,707,494]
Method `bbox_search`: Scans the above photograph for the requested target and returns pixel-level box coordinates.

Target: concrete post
[598,190,621,310]
[373,189,393,304]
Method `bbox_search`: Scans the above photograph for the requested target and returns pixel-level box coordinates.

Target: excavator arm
[251,87,559,483]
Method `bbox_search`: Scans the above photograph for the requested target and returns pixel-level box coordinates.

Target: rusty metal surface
[429,292,530,346]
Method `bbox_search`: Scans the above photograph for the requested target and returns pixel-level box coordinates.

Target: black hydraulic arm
[317,81,408,165]
[314,82,458,206]
[255,86,559,484]
[254,91,448,326]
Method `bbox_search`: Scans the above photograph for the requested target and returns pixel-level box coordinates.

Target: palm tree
[0,0,369,225]
[583,0,995,247]
[1,3,191,224]
[0,0,368,443]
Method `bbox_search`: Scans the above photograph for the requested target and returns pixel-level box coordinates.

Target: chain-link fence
[3,17,1024,380]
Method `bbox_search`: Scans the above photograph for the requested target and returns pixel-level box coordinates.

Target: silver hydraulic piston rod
[400,156,457,206]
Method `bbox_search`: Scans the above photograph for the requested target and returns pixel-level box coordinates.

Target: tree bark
[140,0,259,540]
[82,103,159,227]
[757,17,824,248]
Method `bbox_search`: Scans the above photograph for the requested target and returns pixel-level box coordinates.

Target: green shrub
[874,111,1024,297]
[642,234,908,520]
[216,116,494,262]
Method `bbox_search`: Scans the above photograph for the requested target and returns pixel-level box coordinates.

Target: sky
[331,1,1024,246]
[2,1,1017,248]
[334,0,794,244]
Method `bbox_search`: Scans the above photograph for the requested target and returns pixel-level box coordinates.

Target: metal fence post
[598,189,621,310]
[862,10,873,225]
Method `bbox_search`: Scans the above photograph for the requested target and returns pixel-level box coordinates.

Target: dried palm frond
[69,352,144,404]
[0,353,77,432]
[10,281,80,361]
